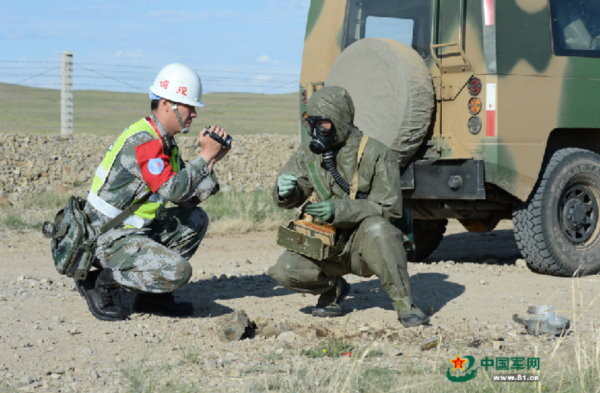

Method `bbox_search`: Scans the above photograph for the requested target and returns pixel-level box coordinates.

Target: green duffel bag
[42,196,98,280]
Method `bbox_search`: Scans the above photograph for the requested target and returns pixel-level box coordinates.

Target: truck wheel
[326,38,434,167]
[408,219,448,261]
[512,148,600,276]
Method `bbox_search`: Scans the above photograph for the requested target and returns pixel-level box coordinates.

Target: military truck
[299,0,600,276]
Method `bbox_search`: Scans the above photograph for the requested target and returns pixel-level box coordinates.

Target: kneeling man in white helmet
[78,63,231,320]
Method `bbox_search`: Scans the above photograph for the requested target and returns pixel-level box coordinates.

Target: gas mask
[306,116,336,154]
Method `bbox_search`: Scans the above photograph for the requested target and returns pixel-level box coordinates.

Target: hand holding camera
[197,125,231,170]
[206,128,232,148]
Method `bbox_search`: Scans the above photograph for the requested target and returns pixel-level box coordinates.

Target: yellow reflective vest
[86,117,180,228]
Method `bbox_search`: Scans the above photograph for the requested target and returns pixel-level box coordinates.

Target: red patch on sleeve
[135,139,176,192]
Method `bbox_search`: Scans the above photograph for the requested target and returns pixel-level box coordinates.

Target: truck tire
[326,38,434,167]
[512,148,600,276]
[408,219,448,261]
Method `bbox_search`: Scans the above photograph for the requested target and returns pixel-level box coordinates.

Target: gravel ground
[1,133,599,392]
[1,221,599,392]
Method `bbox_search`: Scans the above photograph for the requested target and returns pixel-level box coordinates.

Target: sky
[1,0,310,94]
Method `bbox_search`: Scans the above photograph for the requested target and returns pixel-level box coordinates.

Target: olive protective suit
[268,86,428,326]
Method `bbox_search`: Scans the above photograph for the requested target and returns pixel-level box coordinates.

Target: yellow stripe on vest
[87,117,179,227]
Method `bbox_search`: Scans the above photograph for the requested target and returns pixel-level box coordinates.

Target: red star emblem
[450,356,467,370]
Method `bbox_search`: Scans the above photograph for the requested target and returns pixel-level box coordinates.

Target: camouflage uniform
[268,86,421,317]
[85,116,218,293]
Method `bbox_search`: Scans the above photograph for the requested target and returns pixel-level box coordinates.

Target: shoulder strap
[97,191,152,234]
[307,161,332,201]
[349,136,369,200]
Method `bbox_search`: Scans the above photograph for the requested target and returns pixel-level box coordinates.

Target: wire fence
[0,59,300,94]
[0,59,301,136]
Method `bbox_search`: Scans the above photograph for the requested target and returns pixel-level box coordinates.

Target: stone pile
[0,133,299,205]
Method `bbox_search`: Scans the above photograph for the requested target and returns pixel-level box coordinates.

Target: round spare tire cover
[326,38,434,166]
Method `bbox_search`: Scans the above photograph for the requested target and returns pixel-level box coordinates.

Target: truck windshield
[342,0,431,58]
[550,0,600,57]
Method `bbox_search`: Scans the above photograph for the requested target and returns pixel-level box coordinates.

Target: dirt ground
[1,220,599,392]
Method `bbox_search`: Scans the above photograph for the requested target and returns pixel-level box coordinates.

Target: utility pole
[60,51,74,136]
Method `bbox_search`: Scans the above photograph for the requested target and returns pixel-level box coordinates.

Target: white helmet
[149,63,204,107]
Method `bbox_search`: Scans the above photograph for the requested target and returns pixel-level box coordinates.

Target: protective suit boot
[395,301,429,328]
[312,277,350,318]
[76,269,125,321]
[134,292,194,317]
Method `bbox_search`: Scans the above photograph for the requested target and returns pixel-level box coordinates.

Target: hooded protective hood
[307,85,357,147]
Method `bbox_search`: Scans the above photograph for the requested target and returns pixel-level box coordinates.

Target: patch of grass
[251,362,406,393]
[179,348,203,366]
[278,366,333,393]
[120,325,600,393]
[2,82,298,136]
[264,350,285,363]
[301,340,384,360]
[1,189,294,234]
[362,348,384,358]
[201,189,296,233]
[355,367,401,393]
[260,376,284,392]
[0,383,18,393]
[122,362,157,393]
[122,361,201,393]
[1,215,28,231]
[302,339,355,358]
[557,367,600,393]
[22,190,70,210]
[0,190,73,231]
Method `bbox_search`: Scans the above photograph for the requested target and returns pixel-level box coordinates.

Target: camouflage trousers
[94,206,208,293]
[268,216,414,311]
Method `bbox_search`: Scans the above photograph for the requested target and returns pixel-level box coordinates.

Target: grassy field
[0,81,299,233]
[0,189,296,235]
[118,333,600,393]
[0,82,299,136]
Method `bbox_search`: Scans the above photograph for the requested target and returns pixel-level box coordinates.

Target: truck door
[432,0,484,158]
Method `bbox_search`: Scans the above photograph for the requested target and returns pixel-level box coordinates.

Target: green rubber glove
[277,174,297,198]
[305,201,335,222]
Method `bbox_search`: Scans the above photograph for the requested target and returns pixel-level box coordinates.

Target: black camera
[205,127,232,148]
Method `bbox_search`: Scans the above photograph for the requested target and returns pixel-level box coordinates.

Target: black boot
[312,277,350,318]
[76,269,125,321]
[396,304,430,328]
[134,292,194,317]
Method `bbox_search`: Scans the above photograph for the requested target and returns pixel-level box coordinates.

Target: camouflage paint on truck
[299,0,600,276]
[299,0,346,142]
[301,0,600,199]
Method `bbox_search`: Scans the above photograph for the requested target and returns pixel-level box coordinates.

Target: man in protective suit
[268,85,429,327]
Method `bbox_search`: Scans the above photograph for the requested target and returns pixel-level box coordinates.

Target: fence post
[60,51,74,136]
